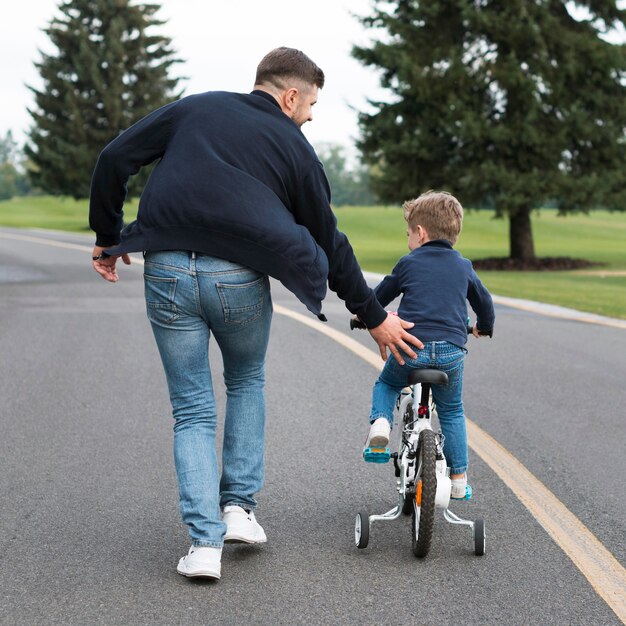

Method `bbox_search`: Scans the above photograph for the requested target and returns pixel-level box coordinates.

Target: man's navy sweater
[374,240,495,348]
[89,90,386,328]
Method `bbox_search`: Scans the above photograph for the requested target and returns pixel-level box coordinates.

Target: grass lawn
[0,196,624,319]
[0,196,139,231]
[335,206,626,320]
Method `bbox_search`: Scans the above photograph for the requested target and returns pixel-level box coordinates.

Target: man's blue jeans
[144,251,272,547]
[370,341,468,474]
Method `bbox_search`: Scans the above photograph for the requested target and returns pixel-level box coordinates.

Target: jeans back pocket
[216,275,266,325]
[144,274,179,325]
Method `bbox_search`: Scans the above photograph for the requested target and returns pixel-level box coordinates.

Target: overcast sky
[2,0,389,152]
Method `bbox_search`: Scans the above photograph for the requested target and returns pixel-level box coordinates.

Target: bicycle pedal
[363,446,391,463]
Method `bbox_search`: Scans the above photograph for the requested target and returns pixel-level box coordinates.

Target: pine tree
[353,0,626,260]
[26,0,182,199]
[0,131,31,199]
[316,143,376,206]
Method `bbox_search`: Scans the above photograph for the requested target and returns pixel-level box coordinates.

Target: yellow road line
[3,230,625,620]
[466,421,626,621]
[274,303,626,624]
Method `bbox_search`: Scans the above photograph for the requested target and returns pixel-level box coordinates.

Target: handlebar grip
[468,326,493,337]
[350,318,367,330]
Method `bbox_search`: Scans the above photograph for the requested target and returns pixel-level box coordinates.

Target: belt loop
[191,251,196,260]
[431,342,436,361]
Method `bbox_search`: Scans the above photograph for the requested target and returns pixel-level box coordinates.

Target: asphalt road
[1,227,624,625]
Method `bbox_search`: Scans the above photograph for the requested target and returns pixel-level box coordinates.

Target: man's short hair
[403,191,464,245]
[255,47,325,91]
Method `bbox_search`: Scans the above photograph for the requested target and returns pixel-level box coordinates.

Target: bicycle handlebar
[349,317,492,337]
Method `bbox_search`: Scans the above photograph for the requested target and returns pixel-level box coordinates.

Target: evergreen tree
[26,0,182,199]
[0,131,31,200]
[316,142,376,206]
[353,1,626,259]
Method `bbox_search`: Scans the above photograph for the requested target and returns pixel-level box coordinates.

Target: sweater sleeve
[89,100,178,247]
[374,264,402,309]
[292,161,386,328]
[467,269,495,333]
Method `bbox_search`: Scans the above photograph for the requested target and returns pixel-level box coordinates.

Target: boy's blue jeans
[144,251,272,548]
[370,341,468,474]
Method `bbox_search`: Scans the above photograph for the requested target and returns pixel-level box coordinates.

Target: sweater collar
[250,89,282,110]
[422,239,453,249]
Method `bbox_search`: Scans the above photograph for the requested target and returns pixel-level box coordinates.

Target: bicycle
[351,318,489,558]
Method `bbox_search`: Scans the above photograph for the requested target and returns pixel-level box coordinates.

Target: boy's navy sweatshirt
[89,90,386,328]
[374,240,495,348]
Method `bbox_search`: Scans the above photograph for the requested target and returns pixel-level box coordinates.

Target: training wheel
[473,518,486,556]
[355,511,370,549]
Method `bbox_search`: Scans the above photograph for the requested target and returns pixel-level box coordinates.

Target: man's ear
[282,87,299,113]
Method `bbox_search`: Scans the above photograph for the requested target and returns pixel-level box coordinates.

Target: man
[90,47,423,580]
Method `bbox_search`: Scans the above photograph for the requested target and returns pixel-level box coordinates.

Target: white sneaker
[223,505,267,544]
[177,545,221,579]
[450,476,472,500]
[365,417,391,447]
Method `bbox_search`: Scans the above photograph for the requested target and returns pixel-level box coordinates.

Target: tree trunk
[509,207,535,260]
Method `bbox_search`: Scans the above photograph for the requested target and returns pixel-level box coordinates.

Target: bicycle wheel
[411,429,437,557]
[474,518,486,556]
[355,511,369,549]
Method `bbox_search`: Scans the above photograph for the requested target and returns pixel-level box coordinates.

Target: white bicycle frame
[367,383,451,527]
[365,382,482,533]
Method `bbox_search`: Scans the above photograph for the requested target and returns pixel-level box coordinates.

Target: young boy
[364,191,495,499]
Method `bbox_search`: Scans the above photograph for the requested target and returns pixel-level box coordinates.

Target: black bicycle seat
[407,369,449,386]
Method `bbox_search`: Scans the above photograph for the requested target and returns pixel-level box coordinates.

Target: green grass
[334,206,626,320]
[1,196,624,319]
[0,196,139,231]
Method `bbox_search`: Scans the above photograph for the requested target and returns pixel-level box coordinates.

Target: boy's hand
[368,313,424,365]
[471,324,493,338]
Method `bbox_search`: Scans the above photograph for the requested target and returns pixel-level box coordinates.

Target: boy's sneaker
[365,417,391,448]
[177,545,221,579]
[450,477,473,500]
[223,505,267,544]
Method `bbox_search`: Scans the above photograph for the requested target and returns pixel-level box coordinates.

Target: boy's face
[407,225,424,251]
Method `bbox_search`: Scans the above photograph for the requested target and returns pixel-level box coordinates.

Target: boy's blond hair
[403,190,464,245]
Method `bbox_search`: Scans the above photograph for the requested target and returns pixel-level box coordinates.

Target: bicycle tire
[355,511,369,549]
[402,490,414,515]
[411,428,437,558]
[474,518,486,556]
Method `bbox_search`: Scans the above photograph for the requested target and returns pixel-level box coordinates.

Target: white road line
[274,303,626,624]
[3,229,625,620]
[3,231,624,330]
[491,295,626,331]
[363,270,626,331]
[0,231,96,253]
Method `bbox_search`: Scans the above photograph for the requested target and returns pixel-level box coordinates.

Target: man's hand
[368,313,424,365]
[91,246,131,283]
